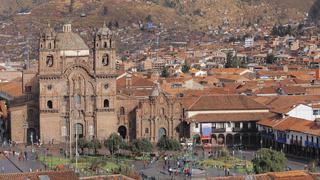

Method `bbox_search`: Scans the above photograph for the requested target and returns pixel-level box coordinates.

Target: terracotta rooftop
[0,80,23,97]
[117,74,155,89]
[0,170,78,180]
[189,95,267,111]
[252,95,320,113]
[206,170,317,180]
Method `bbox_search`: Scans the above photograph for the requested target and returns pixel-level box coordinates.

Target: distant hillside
[309,0,320,23]
[0,0,316,30]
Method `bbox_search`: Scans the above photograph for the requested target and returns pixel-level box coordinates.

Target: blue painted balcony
[276,137,287,144]
[304,141,318,148]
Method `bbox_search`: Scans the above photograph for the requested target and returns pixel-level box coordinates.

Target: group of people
[163,155,192,177]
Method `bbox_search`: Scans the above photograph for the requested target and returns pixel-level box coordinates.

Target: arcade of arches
[210,133,261,146]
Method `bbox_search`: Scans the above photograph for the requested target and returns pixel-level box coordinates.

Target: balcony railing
[276,137,287,144]
[212,128,226,133]
[290,139,302,146]
[304,141,319,148]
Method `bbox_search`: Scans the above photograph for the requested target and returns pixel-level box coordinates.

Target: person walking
[24,151,28,161]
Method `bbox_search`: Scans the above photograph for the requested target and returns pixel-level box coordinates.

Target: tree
[225,52,243,68]
[87,139,101,155]
[77,138,88,154]
[156,136,181,151]
[161,67,170,77]
[104,133,124,155]
[252,148,287,174]
[131,138,153,154]
[181,64,190,73]
[266,54,276,64]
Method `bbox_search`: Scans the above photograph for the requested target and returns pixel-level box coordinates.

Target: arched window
[46,55,54,67]
[48,42,52,49]
[109,39,112,48]
[104,99,109,108]
[104,42,107,48]
[120,107,125,115]
[102,54,109,66]
[47,100,53,109]
[161,108,165,115]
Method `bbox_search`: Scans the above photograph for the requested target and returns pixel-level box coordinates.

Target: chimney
[125,74,132,88]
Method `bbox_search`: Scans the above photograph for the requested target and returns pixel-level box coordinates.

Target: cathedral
[38,23,118,144]
[4,23,187,145]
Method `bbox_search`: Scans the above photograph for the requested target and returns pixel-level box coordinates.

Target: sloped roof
[117,74,155,89]
[0,170,78,180]
[189,95,267,111]
[0,81,23,97]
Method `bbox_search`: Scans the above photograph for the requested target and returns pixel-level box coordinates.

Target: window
[161,108,165,115]
[195,123,199,128]
[102,54,109,66]
[47,84,52,90]
[235,122,240,128]
[46,55,54,67]
[48,42,52,49]
[47,100,53,109]
[145,128,149,133]
[104,42,107,48]
[103,99,109,108]
[314,110,320,115]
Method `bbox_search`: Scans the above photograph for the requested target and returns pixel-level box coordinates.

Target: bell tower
[93,23,116,74]
[39,23,58,75]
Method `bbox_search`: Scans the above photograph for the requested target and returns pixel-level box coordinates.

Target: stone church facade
[5,23,188,145]
[38,23,118,144]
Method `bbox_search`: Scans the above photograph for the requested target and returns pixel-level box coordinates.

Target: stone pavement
[0,150,45,173]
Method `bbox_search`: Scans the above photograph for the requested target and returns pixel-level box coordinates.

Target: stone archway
[234,134,241,145]
[211,134,217,144]
[158,127,167,139]
[218,134,225,145]
[118,126,127,139]
[242,134,249,146]
[226,134,233,146]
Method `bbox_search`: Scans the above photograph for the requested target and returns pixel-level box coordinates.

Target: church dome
[55,23,89,51]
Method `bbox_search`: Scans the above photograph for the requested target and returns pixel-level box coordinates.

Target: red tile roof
[0,170,78,180]
[189,95,267,111]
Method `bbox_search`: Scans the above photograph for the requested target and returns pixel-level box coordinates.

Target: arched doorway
[211,134,217,144]
[74,123,84,138]
[118,126,127,139]
[158,127,167,139]
[226,134,233,146]
[242,134,249,146]
[218,134,225,145]
[178,121,190,139]
[27,128,37,145]
[234,134,241,145]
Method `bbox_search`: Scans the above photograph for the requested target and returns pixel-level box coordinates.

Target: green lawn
[198,156,253,172]
[39,155,70,168]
